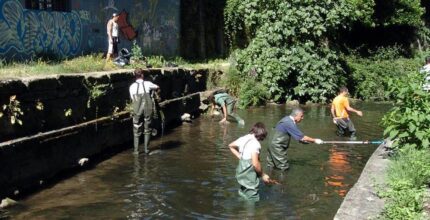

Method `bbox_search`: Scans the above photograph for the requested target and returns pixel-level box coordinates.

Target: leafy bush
[382,72,430,150]
[237,78,269,109]
[224,0,375,103]
[131,40,144,61]
[346,54,422,101]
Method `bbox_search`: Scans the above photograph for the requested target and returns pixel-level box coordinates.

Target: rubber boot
[133,137,140,155]
[143,133,151,154]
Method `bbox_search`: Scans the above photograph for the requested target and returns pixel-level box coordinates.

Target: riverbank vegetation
[379,71,430,219]
[223,0,429,107]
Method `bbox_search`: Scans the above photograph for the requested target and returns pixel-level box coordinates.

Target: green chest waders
[235,140,260,201]
[215,94,244,124]
[266,129,291,171]
[132,82,154,154]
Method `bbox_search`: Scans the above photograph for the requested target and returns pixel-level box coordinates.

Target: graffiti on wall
[128,0,179,55]
[0,0,82,58]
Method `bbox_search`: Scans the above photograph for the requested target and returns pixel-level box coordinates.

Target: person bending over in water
[208,91,245,125]
[229,122,278,201]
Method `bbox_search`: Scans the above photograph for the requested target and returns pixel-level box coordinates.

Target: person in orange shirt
[331,87,363,139]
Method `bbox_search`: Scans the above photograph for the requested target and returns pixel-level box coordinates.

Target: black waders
[334,118,356,138]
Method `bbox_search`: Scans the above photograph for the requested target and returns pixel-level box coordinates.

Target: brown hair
[249,122,267,141]
[134,68,144,79]
[339,86,348,94]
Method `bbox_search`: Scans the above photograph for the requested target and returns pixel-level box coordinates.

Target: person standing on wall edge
[267,107,323,171]
[208,91,245,125]
[129,68,159,155]
[106,13,120,61]
[331,86,363,139]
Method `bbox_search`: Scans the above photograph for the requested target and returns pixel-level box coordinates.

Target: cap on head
[112,13,118,17]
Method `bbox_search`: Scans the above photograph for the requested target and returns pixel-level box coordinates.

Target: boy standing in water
[209,91,245,125]
[229,122,276,201]
[129,68,159,154]
[331,86,363,139]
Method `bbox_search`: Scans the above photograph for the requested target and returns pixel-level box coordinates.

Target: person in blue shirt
[208,91,244,125]
[267,107,323,171]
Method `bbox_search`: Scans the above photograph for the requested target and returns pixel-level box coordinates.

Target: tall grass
[0,54,229,79]
[0,54,117,78]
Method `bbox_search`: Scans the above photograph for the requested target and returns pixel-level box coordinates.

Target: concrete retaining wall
[0,68,208,199]
[334,141,392,220]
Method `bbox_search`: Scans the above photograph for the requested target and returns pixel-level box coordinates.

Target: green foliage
[0,95,23,126]
[0,54,118,78]
[225,0,374,103]
[131,40,144,61]
[346,50,422,100]
[380,146,430,219]
[374,0,424,27]
[382,72,430,150]
[146,56,165,68]
[221,66,243,97]
[84,82,111,109]
[237,78,269,109]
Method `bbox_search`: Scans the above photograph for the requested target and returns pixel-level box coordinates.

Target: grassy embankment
[0,54,228,79]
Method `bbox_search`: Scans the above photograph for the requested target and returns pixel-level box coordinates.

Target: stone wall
[0,68,208,199]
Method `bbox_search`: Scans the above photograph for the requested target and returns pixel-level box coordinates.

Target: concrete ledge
[334,141,392,220]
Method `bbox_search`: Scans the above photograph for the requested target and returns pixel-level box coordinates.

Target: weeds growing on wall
[0,95,24,126]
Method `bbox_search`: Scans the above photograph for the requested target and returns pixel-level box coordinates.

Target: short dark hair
[249,122,267,141]
[134,68,144,78]
[339,86,348,94]
[426,56,430,64]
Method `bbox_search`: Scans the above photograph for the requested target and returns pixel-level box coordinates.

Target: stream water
[2,102,390,219]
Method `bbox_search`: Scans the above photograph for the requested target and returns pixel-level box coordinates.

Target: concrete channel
[0,68,212,200]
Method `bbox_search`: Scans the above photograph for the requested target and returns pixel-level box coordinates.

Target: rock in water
[181,113,192,122]
[0,198,17,209]
[78,158,89,166]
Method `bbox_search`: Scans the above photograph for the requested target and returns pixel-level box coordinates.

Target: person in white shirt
[420,57,430,75]
[129,68,159,154]
[106,13,120,61]
[420,57,430,91]
[229,122,278,201]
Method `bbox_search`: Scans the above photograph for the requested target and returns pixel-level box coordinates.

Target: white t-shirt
[112,22,119,37]
[129,79,159,100]
[232,134,261,160]
[420,64,430,74]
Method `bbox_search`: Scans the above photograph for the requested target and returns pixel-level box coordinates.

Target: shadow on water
[3,103,391,219]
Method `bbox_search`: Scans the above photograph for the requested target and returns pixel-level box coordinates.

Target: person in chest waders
[229,122,278,201]
[129,68,160,155]
[331,86,363,140]
[209,91,245,125]
[267,107,323,171]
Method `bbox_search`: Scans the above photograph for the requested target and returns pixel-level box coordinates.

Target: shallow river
[2,102,390,219]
